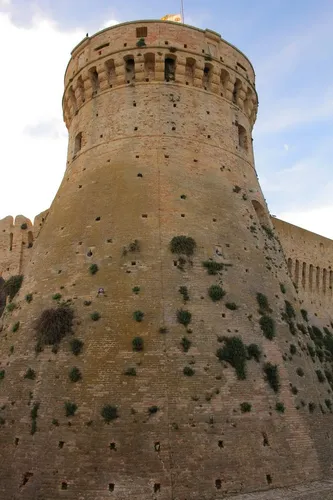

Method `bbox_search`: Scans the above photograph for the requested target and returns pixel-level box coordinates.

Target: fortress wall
[0,210,48,280]
[273,217,333,314]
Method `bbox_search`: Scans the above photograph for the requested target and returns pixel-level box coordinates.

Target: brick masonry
[0,20,333,500]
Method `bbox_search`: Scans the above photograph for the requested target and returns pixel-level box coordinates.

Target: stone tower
[1,20,333,500]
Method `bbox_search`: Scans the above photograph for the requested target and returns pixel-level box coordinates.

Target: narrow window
[105,59,116,87]
[28,231,33,248]
[89,67,99,95]
[136,27,147,38]
[237,124,248,150]
[74,132,82,156]
[295,260,300,286]
[77,75,85,103]
[316,266,320,291]
[244,87,253,114]
[68,86,77,113]
[233,78,242,104]
[185,57,196,85]
[220,68,229,95]
[309,264,313,291]
[124,57,135,83]
[165,57,176,82]
[302,262,306,289]
[323,268,327,294]
[202,63,212,90]
[9,232,13,251]
[144,53,155,80]
[287,258,293,277]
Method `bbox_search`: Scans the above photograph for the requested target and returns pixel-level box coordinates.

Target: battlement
[62,20,258,129]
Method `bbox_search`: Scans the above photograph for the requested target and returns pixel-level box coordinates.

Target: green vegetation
[132,286,140,294]
[301,309,308,322]
[202,261,224,275]
[69,367,82,382]
[240,402,252,413]
[296,367,304,377]
[30,402,39,435]
[280,283,286,294]
[52,419,59,426]
[101,404,118,422]
[136,37,146,47]
[285,300,296,319]
[259,315,276,340]
[247,343,261,362]
[183,366,195,376]
[275,402,285,413]
[170,236,196,256]
[35,306,74,347]
[25,293,33,303]
[148,406,159,414]
[289,344,296,355]
[12,321,20,333]
[89,264,99,275]
[297,323,307,335]
[261,225,274,239]
[177,309,192,326]
[308,402,316,413]
[181,336,191,352]
[226,302,238,310]
[132,337,144,351]
[52,293,62,301]
[124,367,137,376]
[307,343,315,358]
[208,285,226,302]
[4,275,23,301]
[133,310,144,322]
[288,321,297,336]
[65,401,78,417]
[0,370,5,381]
[7,302,16,312]
[291,386,298,395]
[24,368,36,380]
[316,370,325,383]
[70,338,84,356]
[179,286,189,302]
[263,363,279,392]
[256,293,270,313]
[90,312,101,321]
[216,336,247,380]
[128,239,140,252]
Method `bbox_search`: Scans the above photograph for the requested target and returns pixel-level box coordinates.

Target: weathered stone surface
[0,20,333,500]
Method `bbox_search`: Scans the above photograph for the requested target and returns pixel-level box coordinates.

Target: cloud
[101,19,120,30]
[279,205,333,240]
[0,11,84,221]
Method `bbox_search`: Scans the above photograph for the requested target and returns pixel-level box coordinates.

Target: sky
[0,0,332,238]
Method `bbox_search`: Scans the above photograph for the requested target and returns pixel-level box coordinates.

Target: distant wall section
[0,210,49,279]
[273,217,333,312]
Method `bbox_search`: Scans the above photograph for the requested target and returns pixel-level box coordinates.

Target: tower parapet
[63,21,258,130]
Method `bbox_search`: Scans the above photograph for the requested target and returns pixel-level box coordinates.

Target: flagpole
[181,0,185,23]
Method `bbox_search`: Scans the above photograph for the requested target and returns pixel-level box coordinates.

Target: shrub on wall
[247,343,261,362]
[64,402,78,417]
[202,261,224,275]
[132,337,144,351]
[70,338,84,356]
[170,236,196,256]
[275,402,285,413]
[24,368,36,380]
[101,404,118,422]
[25,293,33,303]
[285,300,296,320]
[181,336,191,352]
[183,366,195,376]
[133,310,144,322]
[179,286,190,302]
[216,336,247,380]
[4,275,23,301]
[259,315,275,340]
[69,367,82,382]
[301,309,308,322]
[12,321,20,333]
[256,292,270,313]
[90,312,101,321]
[89,264,99,275]
[35,306,73,347]
[177,309,192,326]
[263,363,279,392]
[240,402,252,413]
[208,285,226,302]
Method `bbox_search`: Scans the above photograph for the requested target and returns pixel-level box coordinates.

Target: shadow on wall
[0,278,6,317]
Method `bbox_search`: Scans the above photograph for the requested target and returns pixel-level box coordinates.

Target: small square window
[136,27,147,38]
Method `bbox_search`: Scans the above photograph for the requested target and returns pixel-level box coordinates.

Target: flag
[161,14,182,23]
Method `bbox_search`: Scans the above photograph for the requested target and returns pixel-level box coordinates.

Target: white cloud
[278,205,333,240]
[101,19,120,30]
[284,144,289,151]
[0,0,11,6]
[0,12,84,221]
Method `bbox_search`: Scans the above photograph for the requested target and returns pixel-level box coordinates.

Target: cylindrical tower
[1,20,333,500]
